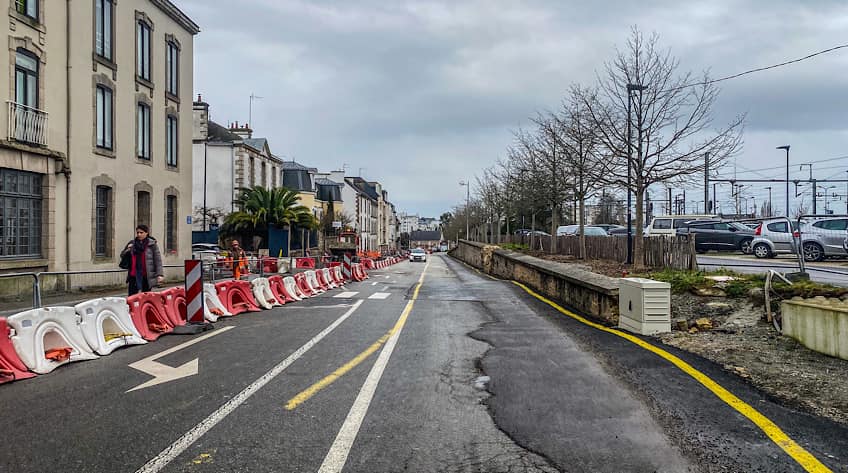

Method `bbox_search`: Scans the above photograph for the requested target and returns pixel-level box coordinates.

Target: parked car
[515,229,551,237]
[800,217,848,261]
[592,224,624,232]
[409,248,427,262]
[679,220,755,254]
[645,215,718,236]
[557,225,608,236]
[555,225,578,236]
[751,218,799,259]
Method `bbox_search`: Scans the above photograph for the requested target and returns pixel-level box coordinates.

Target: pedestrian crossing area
[333,291,392,300]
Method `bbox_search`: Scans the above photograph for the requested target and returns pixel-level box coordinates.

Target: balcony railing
[7,101,48,147]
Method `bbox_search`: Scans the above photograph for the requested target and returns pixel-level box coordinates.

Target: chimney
[230,121,252,139]
[192,96,209,141]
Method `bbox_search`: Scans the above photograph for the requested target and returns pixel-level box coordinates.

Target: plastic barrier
[203,283,231,322]
[0,317,36,384]
[268,275,294,304]
[321,268,337,289]
[75,298,147,356]
[305,270,326,294]
[333,266,346,285]
[293,273,314,297]
[352,263,368,281]
[295,257,316,269]
[261,257,278,274]
[160,287,188,327]
[215,280,262,315]
[283,276,305,301]
[326,262,341,268]
[6,307,99,375]
[315,269,332,290]
[362,259,374,270]
[251,277,281,309]
[127,292,175,341]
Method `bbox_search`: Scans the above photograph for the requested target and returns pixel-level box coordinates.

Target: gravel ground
[530,252,848,427]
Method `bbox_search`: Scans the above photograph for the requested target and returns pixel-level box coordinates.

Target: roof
[151,0,200,34]
[315,178,342,187]
[243,138,267,152]
[281,160,318,172]
[207,120,242,143]
[409,230,442,242]
[345,177,380,201]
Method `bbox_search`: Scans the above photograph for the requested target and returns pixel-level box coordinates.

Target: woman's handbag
[119,251,131,270]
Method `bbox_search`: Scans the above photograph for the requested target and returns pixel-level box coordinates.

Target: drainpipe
[64,0,72,272]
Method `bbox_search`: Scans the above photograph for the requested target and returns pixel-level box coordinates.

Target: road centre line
[512,281,832,473]
[134,299,365,473]
[318,262,430,473]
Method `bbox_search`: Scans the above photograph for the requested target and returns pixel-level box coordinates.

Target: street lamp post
[626,83,647,265]
[765,186,772,217]
[459,180,470,240]
[777,145,790,216]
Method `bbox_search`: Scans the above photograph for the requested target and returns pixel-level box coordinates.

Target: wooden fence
[498,234,697,270]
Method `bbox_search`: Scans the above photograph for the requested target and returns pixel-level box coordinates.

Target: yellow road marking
[513,281,832,473]
[285,262,429,411]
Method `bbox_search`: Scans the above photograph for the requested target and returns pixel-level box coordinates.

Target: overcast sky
[180,0,848,217]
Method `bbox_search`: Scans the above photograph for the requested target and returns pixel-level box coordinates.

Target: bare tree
[584,27,744,264]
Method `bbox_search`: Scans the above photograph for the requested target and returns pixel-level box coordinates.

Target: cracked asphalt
[0,254,845,472]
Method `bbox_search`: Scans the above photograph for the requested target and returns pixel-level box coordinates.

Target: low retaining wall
[781,297,848,361]
[451,240,620,324]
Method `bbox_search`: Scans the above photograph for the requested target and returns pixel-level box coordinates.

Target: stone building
[0,0,199,276]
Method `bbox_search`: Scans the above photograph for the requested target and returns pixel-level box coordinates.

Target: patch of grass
[772,279,848,299]
[499,242,529,251]
[642,269,708,294]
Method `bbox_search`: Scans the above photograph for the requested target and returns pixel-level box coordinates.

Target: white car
[409,248,427,262]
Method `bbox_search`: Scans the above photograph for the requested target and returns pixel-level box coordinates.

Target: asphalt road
[697,254,848,286]
[1,254,846,472]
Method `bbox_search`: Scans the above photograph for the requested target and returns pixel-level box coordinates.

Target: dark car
[679,220,755,254]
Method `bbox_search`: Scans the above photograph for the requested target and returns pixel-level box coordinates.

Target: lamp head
[776,145,790,151]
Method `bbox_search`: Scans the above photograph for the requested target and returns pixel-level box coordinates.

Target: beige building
[0,0,198,274]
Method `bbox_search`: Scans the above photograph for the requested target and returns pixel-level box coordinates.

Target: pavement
[0,255,846,472]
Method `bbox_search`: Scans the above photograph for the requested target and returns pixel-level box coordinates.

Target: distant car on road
[646,215,718,236]
[409,248,427,262]
[556,225,608,236]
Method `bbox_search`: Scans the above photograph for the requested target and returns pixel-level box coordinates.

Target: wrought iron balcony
[7,101,48,146]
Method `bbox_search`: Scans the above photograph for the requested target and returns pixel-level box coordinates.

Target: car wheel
[802,242,825,262]
[753,243,771,259]
[739,239,753,255]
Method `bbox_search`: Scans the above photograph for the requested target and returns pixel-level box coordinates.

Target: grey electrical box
[618,278,671,335]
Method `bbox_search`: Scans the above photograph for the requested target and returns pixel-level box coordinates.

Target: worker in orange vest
[229,239,248,280]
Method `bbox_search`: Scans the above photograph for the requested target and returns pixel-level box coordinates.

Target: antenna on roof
[358,167,366,177]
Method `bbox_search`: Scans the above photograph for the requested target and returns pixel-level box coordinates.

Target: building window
[137,103,150,159]
[15,0,37,20]
[166,41,179,95]
[271,167,277,188]
[15,49,38,108]
[165,195,177,252]
[261,162,267,187]
[0,169,42,257]
[94,0,113,61]
[136,20,151,81]
[166,115,177,166]
[95,185,112,256]
[95,85,113,149]
[136,190,150,228]
[249,157,255,186]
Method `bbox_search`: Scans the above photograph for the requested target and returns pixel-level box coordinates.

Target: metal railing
[7,101,48,146]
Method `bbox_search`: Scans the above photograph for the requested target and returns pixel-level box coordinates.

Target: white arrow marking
[126,326,235,393]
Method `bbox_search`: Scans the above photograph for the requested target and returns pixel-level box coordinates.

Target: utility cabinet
[618,278,671,335]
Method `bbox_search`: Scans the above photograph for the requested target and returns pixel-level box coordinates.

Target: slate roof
[316,179,342,202]
[315,178,342,187]
[346,177,380,201]
[243,138,267,152]
[207,120,242,143]
[281,160,317,172]
[409,230,442,242]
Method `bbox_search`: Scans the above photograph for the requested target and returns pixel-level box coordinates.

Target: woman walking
[121,224,164,295]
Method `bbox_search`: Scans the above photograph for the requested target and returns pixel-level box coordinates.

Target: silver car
[751,219,798,259]
[801,217,848,261]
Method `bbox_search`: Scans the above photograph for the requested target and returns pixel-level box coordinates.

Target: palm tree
[220,186,311,255]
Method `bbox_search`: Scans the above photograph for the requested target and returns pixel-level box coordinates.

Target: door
[766,221,792,252]
[818,219,848,255]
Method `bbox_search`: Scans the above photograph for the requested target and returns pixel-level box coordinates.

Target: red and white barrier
[160,286,187,327]
[251,277,281,309]
[6,307,99,374]
[0,317,36,384]
[203,283,230,322]
[75,297,146,356]
[284,276,305,300]
[268,275,295,304]
[127,292,174,341]
[215,280,261,315]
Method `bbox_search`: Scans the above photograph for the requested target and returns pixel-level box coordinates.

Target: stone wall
[451,240,620,324]
[782,297,848,361]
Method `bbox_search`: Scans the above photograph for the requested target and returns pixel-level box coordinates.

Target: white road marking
[126,326,235,393]
[134,300,365,473]
[319,263,429,473]
[367,292,391,300]
[333,291,359,298]
[371,282,378,286]
[384,275,390,279]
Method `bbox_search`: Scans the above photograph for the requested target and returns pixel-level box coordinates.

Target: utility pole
[667,188,672,216]
[704,152,710,213]
[777,145,790,217]
[712,183,717,215]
